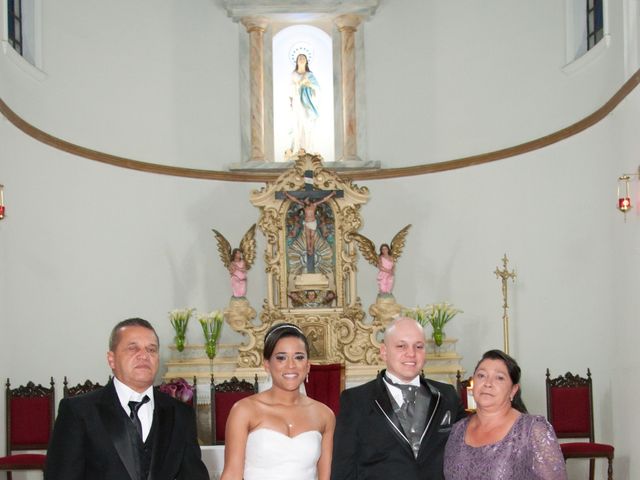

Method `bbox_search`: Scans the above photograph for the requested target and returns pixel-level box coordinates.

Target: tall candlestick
[466,385,476,410]
[494,254,517,354]
[0,184,4,219]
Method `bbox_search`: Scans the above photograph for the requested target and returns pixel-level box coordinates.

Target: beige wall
[1,1,639,478]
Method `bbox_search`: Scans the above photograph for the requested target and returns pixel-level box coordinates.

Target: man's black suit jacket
[44,380,209,480]
[331,370,466,480]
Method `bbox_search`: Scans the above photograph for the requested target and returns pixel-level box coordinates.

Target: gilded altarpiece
[226,154,388,368]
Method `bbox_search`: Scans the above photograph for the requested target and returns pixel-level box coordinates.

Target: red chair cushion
[305,364,343,416]
[215,392,254,443]
[0,453,47,469]
[561,442,614,457]
[549,386,591,436]
[10,397,52,446]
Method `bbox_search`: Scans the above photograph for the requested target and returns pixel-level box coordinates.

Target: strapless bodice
[244,428,321,480]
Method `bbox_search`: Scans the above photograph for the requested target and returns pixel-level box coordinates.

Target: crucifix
[276,170,343,273]
[494,254,517,354]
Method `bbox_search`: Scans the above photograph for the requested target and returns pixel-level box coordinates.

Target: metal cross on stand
[276,170,343,273]
[494,254,517,354]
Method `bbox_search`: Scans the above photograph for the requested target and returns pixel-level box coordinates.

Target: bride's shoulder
[226,393,273,430]
[228,393,264,415]
[306,397,336,427]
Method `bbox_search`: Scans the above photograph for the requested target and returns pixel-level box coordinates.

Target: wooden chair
[546,368,614,480]
[305,363,345,416]
[455,370,474,411]
[0,378,55,480]
[62,377,104,398]
[211,375,258,445]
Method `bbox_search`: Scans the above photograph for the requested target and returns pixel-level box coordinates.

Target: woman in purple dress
[444,350,567,480]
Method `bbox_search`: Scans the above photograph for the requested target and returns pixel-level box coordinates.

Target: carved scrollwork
[238,153,394,368]
[63,378,104,397]
[258,207,281,245]
[9,378,55,397]
[546,369,591,388]
[213,375,258,393]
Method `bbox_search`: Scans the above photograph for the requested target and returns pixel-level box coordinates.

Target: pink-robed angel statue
[351,225,411,296]
[377,243,395,294]
[212,225,256,298]
[229,248,248,297]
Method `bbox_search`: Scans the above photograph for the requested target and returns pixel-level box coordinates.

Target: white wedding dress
[244,428,322,480]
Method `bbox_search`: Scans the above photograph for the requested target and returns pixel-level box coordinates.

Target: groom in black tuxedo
[44,318,209,480]
[331,317,466,480]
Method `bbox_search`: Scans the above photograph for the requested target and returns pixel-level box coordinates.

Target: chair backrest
[305,363,345,416]
[157,376,198,408]
[63,377,105,398]
[211,375,258,444]
[545,368,594,441]
[456,370,473,410]
[5,378,56,454]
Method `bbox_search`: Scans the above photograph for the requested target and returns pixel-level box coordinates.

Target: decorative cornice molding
[223,0,379,22]
[1,69,639,182]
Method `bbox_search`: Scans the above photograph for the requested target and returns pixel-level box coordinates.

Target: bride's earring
[306,374,309,383]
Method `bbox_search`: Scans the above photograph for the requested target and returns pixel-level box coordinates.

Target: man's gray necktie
[396,384,417,419]
[385,377,423,457]
[128,395,150,439]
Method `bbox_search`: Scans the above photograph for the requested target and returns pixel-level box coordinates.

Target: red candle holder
[0,205,4,219]
[618,197,632,212]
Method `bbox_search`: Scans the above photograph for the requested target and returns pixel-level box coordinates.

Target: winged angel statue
[212,224,257,298]
[351,225,412,295]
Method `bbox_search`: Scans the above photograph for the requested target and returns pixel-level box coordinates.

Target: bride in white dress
[220,323,335,480]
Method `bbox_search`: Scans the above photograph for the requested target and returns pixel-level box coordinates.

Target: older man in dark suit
[331,317,466,480]
[44,318,209,480]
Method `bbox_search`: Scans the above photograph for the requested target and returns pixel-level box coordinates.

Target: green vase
[175,335,186,352]
[432,328,444,347]
[205,341,217,360]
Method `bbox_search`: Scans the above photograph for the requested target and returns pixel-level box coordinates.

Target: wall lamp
[617,168,640,221]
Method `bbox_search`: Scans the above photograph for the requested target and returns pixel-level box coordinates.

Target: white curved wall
[0,0,632,169]
[1,106,635,478]
[2,1,640,479]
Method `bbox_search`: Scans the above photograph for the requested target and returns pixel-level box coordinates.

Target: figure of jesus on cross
[276,170,343,274]
[284,190,335,256]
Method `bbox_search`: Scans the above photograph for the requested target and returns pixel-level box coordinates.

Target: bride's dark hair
[263,323,310,359]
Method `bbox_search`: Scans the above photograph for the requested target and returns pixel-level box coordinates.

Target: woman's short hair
[263,322,310,359]
[475,349,528,413]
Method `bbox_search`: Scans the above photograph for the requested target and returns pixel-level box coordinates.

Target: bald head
[384,317,425,344]
[381,317,427,382]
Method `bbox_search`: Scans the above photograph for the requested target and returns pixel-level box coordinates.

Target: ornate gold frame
[227,153,390,367]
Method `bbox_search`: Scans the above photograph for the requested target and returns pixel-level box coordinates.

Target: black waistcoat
[123,411,157,480]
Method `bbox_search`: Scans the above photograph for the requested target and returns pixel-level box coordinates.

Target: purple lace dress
[444,414,567,480]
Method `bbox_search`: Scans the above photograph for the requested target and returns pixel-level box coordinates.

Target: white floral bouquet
[404,302,462,346]
[169,308,195,352]
[199,311,224,360]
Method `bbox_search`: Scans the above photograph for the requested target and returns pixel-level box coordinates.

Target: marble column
[241,17,269,162]
[335,14,362,162]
